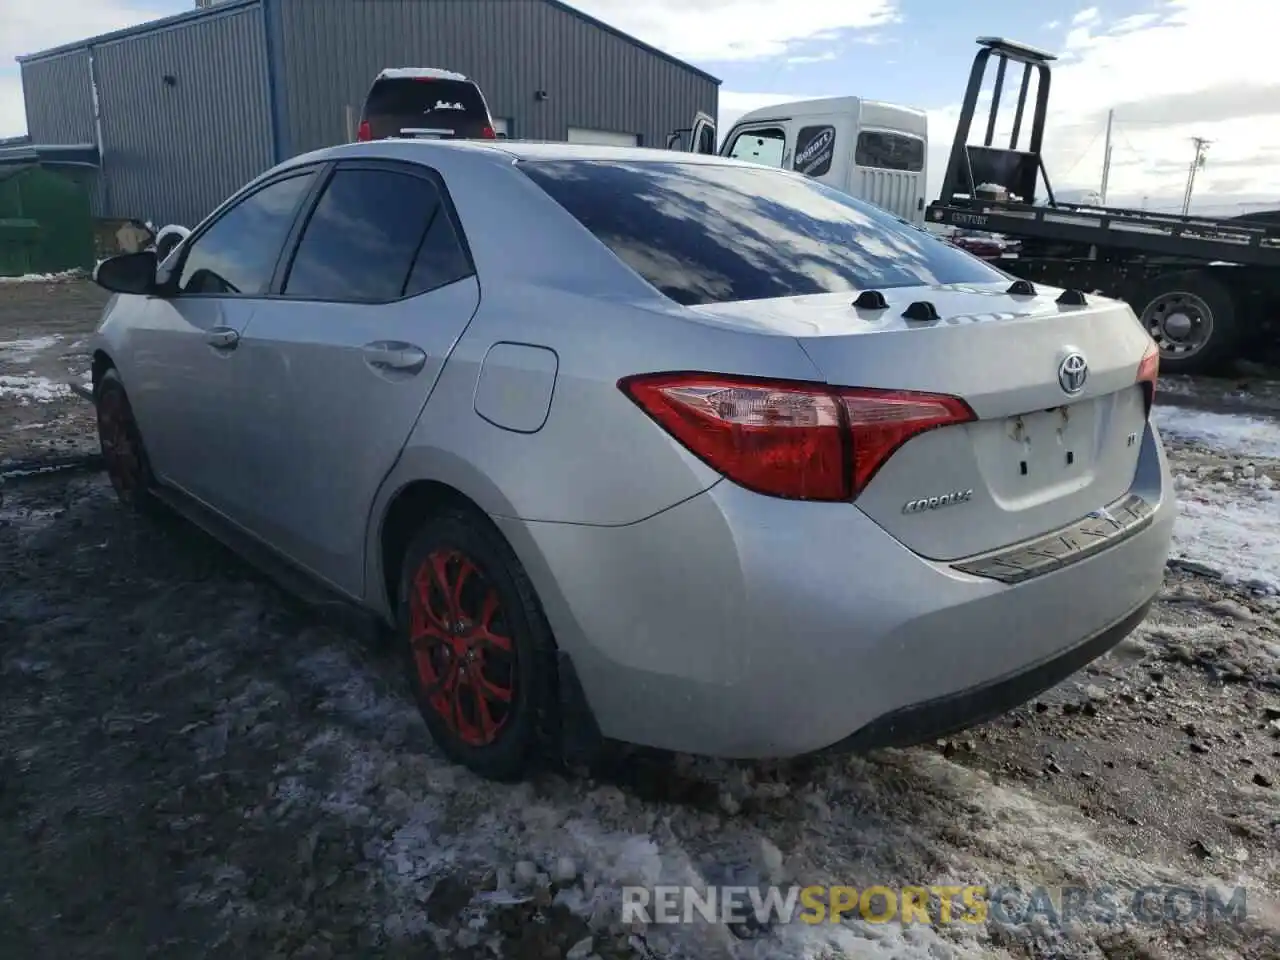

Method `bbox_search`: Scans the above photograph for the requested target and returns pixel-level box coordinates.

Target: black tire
[94,367,159,513]
[396,508,559,781]
[1135,270,1240,376]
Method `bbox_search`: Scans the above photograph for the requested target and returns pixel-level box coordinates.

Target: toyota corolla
[88,140,1174,781]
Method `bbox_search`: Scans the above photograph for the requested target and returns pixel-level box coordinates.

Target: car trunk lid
[689,282,1155,560]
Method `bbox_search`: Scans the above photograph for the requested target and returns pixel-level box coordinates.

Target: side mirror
[93,251,160,296]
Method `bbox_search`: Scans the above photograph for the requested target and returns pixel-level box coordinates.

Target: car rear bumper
[496,423,1174,758]
[821,598,1153,754]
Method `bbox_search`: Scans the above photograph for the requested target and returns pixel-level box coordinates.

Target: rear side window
[855,131,925,172]
[362,77,491,138]
[282,167,472,302]
[518,159,1005,306]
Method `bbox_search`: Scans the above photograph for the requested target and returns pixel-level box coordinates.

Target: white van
[671,97,929,225]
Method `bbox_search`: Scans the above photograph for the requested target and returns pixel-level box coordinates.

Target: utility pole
[1181,137,1211,215]
[1099,109,1114,205]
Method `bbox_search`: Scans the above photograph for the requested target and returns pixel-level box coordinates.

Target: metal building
[14,0,719,227]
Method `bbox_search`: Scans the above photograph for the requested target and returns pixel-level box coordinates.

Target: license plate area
[1006,401,1097,481]
[970,398,1106,504]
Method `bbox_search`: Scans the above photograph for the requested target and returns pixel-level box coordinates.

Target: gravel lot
[2,279,1279,959]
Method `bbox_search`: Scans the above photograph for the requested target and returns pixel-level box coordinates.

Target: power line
[1057,126,1105,180]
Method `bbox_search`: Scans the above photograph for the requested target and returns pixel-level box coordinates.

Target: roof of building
[0,142,101,168]
[16,0,260,63]
[16,0,721,85]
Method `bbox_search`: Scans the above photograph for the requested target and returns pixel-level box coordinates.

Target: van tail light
[618,373,975,501]
[356,120,372,142]
[480,125,497,139]
[1136,341,1159,417]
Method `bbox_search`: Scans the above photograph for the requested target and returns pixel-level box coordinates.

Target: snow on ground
[0,270,84,284]
[1156,405,1280,462]
[213,632,1278,959]
[0,335,63,365]
[1155,405,1280,597]
[0,375,72,404]
[1171,470,1280,597]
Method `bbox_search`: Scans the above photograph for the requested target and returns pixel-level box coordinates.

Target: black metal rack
[925,37,1280,269]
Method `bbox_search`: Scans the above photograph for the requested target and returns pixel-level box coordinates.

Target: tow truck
[925,37,1280,375]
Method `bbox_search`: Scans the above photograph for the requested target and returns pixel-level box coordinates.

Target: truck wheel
[1136,271,1239,376]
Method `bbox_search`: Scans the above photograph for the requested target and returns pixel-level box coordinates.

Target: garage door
[566,127,639,147]
[492,117,510,137]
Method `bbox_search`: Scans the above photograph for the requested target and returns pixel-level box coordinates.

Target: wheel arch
[365,445,524,619]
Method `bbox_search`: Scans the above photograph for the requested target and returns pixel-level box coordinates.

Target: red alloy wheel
[408,549,516,747]
[97,387,143,496]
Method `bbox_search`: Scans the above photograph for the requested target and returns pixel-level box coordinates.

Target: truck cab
[670,97,929,224]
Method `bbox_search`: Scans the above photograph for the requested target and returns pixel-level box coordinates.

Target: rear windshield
[855,131,925,172]
[518,159,1005,306]
[364,77,489,128]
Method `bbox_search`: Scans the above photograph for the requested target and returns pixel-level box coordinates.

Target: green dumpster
[0,164,95,278]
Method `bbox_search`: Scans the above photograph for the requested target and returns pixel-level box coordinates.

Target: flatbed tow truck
[926,37,1280,375]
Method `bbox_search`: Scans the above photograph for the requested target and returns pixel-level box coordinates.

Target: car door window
[177,173,315,296]
[282,167,472,302]
[726,127,787,167]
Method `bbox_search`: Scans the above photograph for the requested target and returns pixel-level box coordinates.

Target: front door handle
[362,341,427,375]
[207,327,239,350]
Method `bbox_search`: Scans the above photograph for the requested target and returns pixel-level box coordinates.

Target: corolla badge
[1058,351,1088,394]
[902,489,974,514]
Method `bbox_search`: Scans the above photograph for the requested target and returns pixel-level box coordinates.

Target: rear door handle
[207,327,239,350]
[362,341,427,375]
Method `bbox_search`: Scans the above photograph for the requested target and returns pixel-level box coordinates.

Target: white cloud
[0,75,25,140]
[928,0,1280,209]
[786,52,838,65]
[564,0,896,61]
[0,0,165,138]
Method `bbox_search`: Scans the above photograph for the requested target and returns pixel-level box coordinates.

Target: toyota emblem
[1058,352,1088,394]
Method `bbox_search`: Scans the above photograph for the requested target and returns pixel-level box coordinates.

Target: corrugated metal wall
[275,0,718,155]
[91,3,274,225]
[15,0,717,225]
[20,51,96,145]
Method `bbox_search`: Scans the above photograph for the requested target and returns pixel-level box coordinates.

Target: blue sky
[2,0,1276,211]
[705,0,1149,112]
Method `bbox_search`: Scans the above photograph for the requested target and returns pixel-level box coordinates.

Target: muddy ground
[2,279,1278,960]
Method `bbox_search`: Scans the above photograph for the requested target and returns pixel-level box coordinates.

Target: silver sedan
[89,139,1175,781]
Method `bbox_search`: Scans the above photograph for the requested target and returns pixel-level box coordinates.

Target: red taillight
[480,125,496,139]
[356,120,372,142]
[1136,341,1159,416]
[618,373,975,501]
